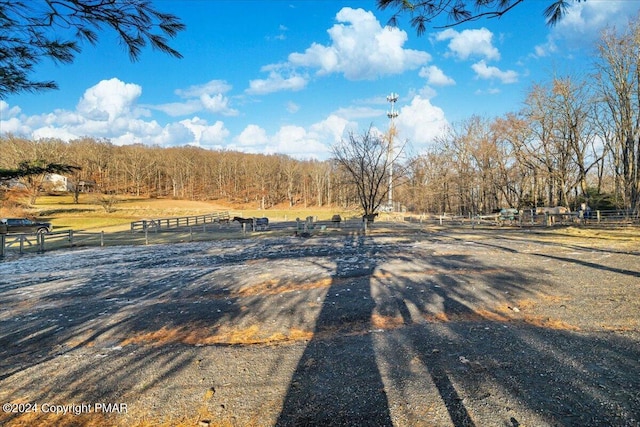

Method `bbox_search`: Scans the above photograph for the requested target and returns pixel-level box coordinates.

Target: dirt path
[1,226,639,426]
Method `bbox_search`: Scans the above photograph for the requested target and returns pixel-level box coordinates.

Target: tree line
[2,17,639,215]
[0,136,357,209]
[407,19,640,215]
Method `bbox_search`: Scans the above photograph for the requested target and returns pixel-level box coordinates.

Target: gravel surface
[1,225,639,426]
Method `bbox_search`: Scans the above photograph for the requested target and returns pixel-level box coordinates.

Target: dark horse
[233,216,254,226]
[232,216,269,231]
[362,213,379,223]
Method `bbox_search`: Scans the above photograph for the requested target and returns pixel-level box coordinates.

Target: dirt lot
[1,224,639,426]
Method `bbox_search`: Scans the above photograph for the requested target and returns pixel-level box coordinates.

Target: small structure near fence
[295,216,321,237]
[232,216,269,233]
[130,211,230,232]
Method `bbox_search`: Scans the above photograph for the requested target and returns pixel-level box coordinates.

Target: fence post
[189,227,193,242]
[38,233,45,253]
[0,234,5,257]
[597,210,601,223]
[100,231,105,247]
[145,227,149,245]
[19,236,24,254]
[68,230,74,247]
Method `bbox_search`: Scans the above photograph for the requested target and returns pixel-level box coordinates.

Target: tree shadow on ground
[1,230,639,426]
[368,240,640,426]
[276,232,394,426]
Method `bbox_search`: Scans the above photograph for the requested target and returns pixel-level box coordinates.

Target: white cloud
[76,78,145,122]
[151,100,202,117]
[435,28,500,61]
[0,117,30,135]
[309,114,354,144]
[0,101,30,135]
[287,7,430,81]
[32,126,79,141]
[235,124,269,146]
[267,125,331,158]
[534,1,640,56]
[396,94,449,147]
[286,101,300,114]
[0,100,21,118]
[232,115,353,159]
[247,70,308,95]
[199,93,238,116]
[472,60,518,83]
[0,79,232,147]
[179,117,229,147]
[175,80,232,98]
[419,65,455,86]
[153,79,238,117]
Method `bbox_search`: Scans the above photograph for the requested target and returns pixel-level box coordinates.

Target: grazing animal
[232,216,269,231]
[362,213,379,223]
[536,206,570,215]
[232,216,254,225]
[535,206,571,225]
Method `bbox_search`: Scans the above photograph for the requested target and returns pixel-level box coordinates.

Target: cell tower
[386,92,399,211]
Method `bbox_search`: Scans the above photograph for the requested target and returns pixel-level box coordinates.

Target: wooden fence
[430,209,640,227]
[130,211,230,232]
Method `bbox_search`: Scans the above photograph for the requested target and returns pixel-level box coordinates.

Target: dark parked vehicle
[0,218,52,234]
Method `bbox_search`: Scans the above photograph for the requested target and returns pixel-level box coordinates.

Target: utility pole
[386,92,399,211]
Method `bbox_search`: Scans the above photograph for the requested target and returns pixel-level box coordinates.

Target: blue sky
[1,0,639,159]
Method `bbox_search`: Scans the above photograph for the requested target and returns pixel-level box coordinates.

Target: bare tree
[550,76,604,204]
[594,20,640,213]
[332,128,407,216]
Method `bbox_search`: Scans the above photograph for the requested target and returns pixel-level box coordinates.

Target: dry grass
[238,277,333,297]
[371,313,405,329]
[119,324,314,347]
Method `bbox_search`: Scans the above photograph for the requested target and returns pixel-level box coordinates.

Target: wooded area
[1,18,639,215]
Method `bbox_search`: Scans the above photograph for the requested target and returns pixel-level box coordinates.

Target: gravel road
[1,225,639,426]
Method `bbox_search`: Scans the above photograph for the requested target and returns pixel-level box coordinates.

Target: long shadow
[277,232,394,426]
[535,252,640,278]
[3,230,639,426]
[369,237,640,426]
[453,233,640,279]
[411,289,476,427]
